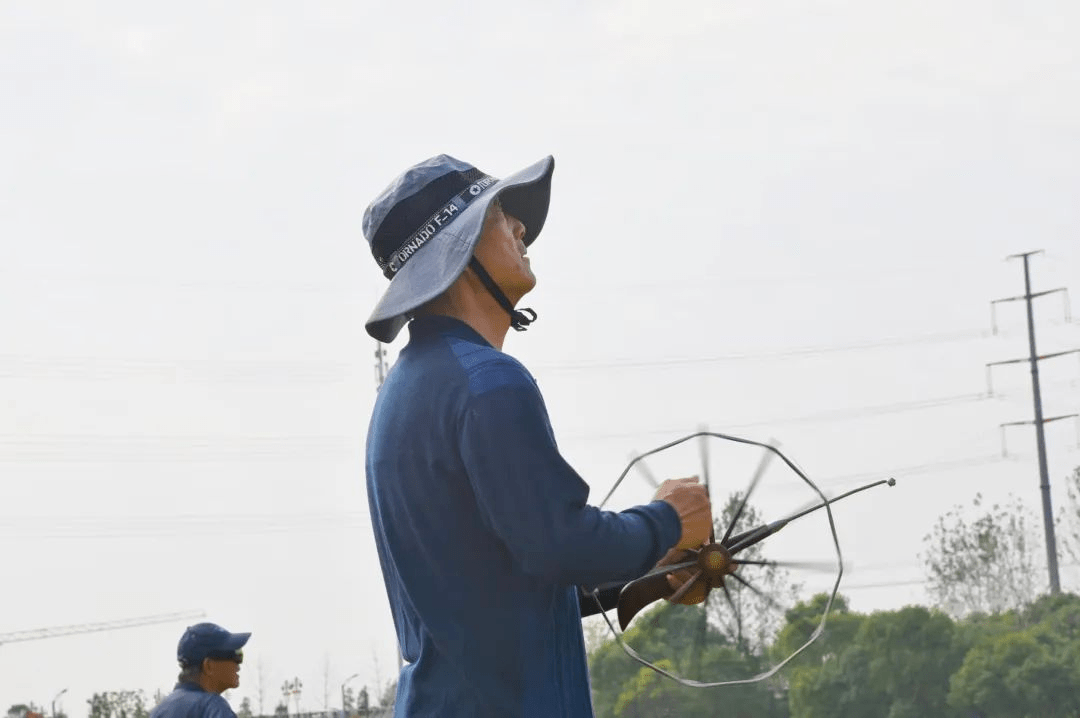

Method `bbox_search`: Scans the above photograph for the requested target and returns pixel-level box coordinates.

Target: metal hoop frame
[588,430,844,688]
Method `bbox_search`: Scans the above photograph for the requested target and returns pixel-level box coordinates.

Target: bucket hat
[363,154,554,342]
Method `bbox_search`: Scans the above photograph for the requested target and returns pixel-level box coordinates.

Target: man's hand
[655,547,707,605]
[653,477,712,551]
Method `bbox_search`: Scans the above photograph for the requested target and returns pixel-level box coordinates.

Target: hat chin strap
[468,257,537,332]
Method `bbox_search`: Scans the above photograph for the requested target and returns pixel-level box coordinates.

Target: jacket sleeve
[458,368,681,588]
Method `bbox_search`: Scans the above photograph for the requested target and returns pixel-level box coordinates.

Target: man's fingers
[665,573,708,605]
[666,567,695,582]
[676,502,714,550]
[655,476,713,550]
[652,476,701,499]
[656,548,692,567]
[668,476,701,487]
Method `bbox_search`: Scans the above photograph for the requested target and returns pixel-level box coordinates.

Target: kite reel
[587,429,895,688]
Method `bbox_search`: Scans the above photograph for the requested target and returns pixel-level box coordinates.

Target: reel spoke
[729,572,784,612]
[629,450,660,489]
[697,426,712,500]
[732,558,839,573]
[720,580,737,614]
[720,441,776,545]
[591,558,699,593]
[666,569,703,604]
[697,427,715,543]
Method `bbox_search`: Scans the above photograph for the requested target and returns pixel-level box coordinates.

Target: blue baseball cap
[363,154,554,343]
[177,622,250,666]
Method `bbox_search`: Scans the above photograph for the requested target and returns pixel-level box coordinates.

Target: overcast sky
[2,0,1079,713]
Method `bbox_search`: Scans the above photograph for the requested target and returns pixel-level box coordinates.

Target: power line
[0,320,1070,383]
[842,577,926,590]
[0,270,359,296]
[0,354,354,383]
[0,511,370,539]
[560,391,996,442]
[800,454,1008,490]
[533,327,994,372]
[705,446,1074,495]
[0,434,355,462]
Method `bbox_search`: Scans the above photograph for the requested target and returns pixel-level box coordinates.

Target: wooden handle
[617,571,675,630]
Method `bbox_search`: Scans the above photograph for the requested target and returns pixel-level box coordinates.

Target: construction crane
[0,609,205,646]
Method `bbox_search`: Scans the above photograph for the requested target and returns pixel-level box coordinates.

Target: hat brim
[221,631,251,651]
[365,155,554,343]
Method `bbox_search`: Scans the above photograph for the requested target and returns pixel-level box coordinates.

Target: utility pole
[51,688,67,718]
[340,673,359,717]
[282,678,303,718]
[987,250,1078,595]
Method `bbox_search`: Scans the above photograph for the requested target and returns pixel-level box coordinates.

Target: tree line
[591,590,1080,717]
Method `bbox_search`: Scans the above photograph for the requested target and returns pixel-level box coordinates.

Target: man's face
[204,655,241,693]
[473,197,536,304]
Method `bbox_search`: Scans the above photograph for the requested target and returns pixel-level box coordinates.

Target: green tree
[87,695,108,718]
[86,692,147,718]
[356,687,369,712]
[771,593,861,668]
[787,643,878,718]
[1056,466,1080,565]
[948,629,1080,717]
[859,606,967,717]
[785,605,966,718]
[611,659,684,718]
[771,593,864,718]
[921,493,1039,617]
[377,680,396,709]
[123,692,146,718]
[590,600,787,717]
[237,697,253,718]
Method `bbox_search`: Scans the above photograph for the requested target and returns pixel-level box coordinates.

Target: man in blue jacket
[150,622,250,718]
[363,154,712,716]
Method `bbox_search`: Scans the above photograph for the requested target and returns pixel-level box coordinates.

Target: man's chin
[517,274,538,297]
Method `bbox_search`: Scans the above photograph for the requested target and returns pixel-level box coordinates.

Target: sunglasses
[207,649,243,664]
